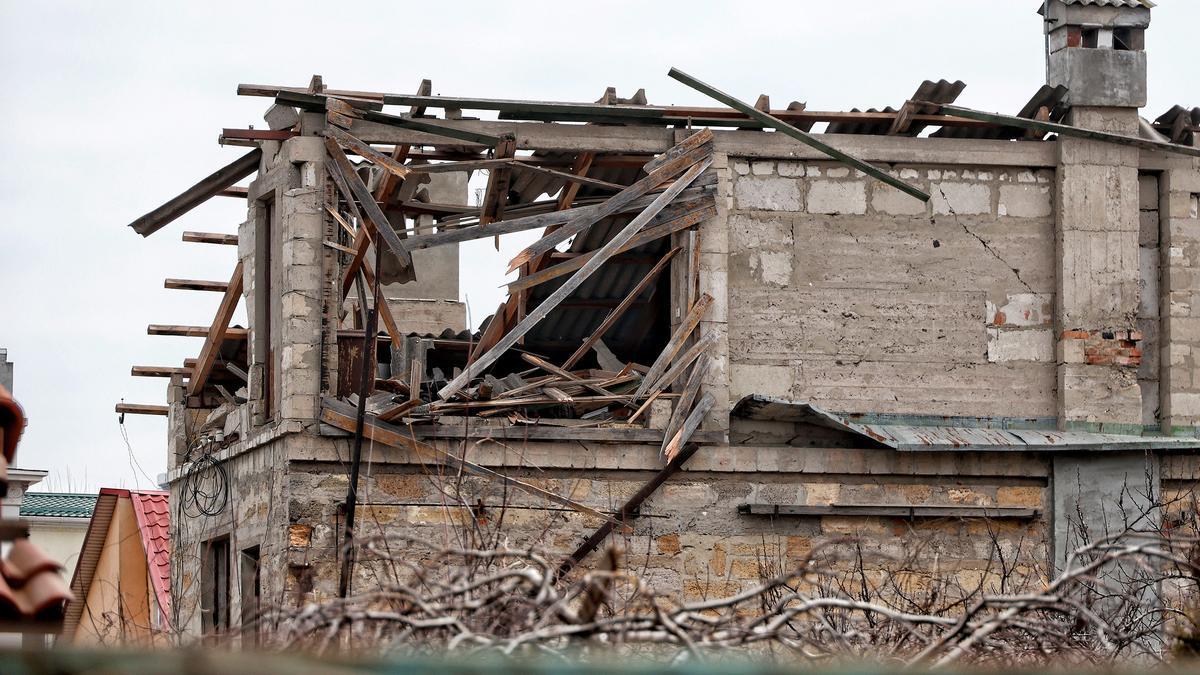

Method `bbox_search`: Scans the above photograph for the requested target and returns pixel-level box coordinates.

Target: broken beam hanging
[128,149,261,236]
[667,67,929,202]
[148,324,248,339]
[927,102,1200,158]
[131,366,190,378]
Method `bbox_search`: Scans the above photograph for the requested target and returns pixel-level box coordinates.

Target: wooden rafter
[182,231,238,245]
[164,279,228,292]
[438,153,712,400]
[128,149,261,237]
[187,262,244,397]
[148,324,248,339]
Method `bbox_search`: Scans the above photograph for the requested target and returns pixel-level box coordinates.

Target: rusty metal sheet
[732,395,1200,453]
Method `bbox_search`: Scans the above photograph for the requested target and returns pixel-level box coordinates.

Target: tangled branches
[264,530,1200,667]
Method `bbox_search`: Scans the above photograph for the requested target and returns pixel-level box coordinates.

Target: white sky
[0,1,1195,492]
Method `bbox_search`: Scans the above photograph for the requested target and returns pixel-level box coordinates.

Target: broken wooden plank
[629,330,718,423]
[663,392,714,462]
[325,126,411,179]
[182,231,238,245]
[557,440,704,580]
[321,398,622,526]
[660,355,709,457]
[438,156,712,400]
[667,67,930,202]
[357,108,506,146]
[164,278,229,292]
[324,137,415,276]
[115,403,168,416]
[131,366,191,378]
[506,203,715,294]
[507,132,714,272]
[187,262,244,397]
[401,186,713,252]
[562,247,680,370]
[510,161,624,192]
[632,293,712,400]
[520,353,613,398]
[148,324,248,339]
[128,148,261,237]
[556,152,595,211]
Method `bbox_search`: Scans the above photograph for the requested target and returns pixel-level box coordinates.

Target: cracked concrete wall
[1055,108,1144,430]
[725,159,1057,418]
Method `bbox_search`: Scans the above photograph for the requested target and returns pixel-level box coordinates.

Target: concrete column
[698,151,731,433]
[1055,107,1143,430]
[381,172,467,335]
[276,153,325,422]
[1160,162,1200,432]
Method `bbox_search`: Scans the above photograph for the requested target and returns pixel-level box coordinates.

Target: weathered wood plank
[438,156,712,400]
[325,126,411,179]
[131,366,191,378]
[633,293,712,401]
[115,403,168,416]
[164,278,229,292]
[507,134,713,272]
[187,262,245,397]
[663,392,715,462]
[324,137,415,275]
[148,324,248,339]
[182,231,238,245]
[505,203,715,294]
[128,149,261,237]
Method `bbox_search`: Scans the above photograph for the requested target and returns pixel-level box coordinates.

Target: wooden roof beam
[127,149,260,237]
[182,231,238,246]
[115,403,168,416]
[164,279,229,292]
[188,262,245,397]
[131,366,191,378]
[148,324,248,339]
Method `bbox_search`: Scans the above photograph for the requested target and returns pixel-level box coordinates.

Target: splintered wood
[315,118,719,454]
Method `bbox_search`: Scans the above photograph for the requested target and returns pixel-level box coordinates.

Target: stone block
[871,184,927,216]
[1139,174,1160,211]
[998,184,1052,218]
[997,486,1042,508]
[750,161,774,176]
[748,250,792,287]
[1140,210,1161,247]
[728,214,793,249]
[932,182,991,215]
[730,363,794,400]
[733,176,802,211]
[986,328,1055,363]
[777,161,804,177]
[806,180,866,215]
[1140,247,1160,319]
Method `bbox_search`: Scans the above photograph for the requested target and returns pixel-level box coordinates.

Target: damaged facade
[116,0,1199,641]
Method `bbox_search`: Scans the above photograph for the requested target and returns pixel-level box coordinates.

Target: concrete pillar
[1160,162,1200,433]
[380,172,467,334]
[700,151,732,433]
[1055,107,1143,431]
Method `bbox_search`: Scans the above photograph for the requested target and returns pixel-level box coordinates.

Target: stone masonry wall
[725,158,1057,418]
[280,440,1049,608]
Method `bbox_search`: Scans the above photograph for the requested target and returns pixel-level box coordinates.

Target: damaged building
[114,0,1200,641]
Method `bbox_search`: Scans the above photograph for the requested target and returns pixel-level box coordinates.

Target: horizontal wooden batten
[131,366,191,378]
[164,279,229,292]
[115,403,168,416]
[182,231,238,245]
[737,503,1041,520]
[147,324,248,339]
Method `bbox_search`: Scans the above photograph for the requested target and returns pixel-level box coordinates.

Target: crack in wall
[934,186,1035,294]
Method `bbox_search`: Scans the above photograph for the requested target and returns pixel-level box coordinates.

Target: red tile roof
[0,384,73,623]
[128,490,171,629]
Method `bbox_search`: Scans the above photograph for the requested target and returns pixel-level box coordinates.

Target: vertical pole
[339,244,381,599]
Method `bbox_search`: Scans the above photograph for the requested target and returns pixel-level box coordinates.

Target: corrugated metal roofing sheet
[733,395,1200,452]
[1056,0,1154,7]
[20,493,98,519]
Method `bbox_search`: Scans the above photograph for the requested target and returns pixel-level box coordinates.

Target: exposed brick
[656,534,681,556]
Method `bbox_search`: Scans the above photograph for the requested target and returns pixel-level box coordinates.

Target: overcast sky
[1,1,1195,492]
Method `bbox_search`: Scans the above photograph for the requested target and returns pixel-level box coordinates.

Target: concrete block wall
[724,158,1057,418]
[1056,108,1144,430]
[1161,160,1200,432]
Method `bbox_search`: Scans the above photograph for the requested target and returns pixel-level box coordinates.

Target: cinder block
[750,161,774,176]
[998,184,1052,219]
[1139,174,1160,211]
[932,182,991,215]
[871,184,927,216]
[807,180,866,215]
[733,176,802,211]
